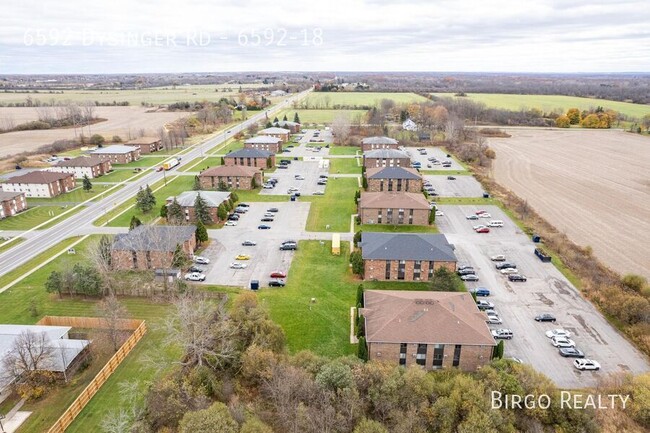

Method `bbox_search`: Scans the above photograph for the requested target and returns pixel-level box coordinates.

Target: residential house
[259,126,291,143]
[360,232,457,281]
[224,148,275,169]
[365,166,422,193]
[363,149,410,168]
[91,145,141,164]
[111,225,197,270]
[273,120,301,133]
[0,191,27,219]
[402,119,418,131]
[125,136,163,154]
[358,192,430,226]
[49,156,112,179]
[244,135,283,153]
[166,191,231,223]
[198,165,262,190]
[361,136,399,152]
[1,171,75,198]
[361,290,496,371]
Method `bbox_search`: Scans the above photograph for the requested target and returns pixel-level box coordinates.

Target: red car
[156,166,164,172]
[476,227,490,233]
[476,210,487,215]
[270,271,287,278]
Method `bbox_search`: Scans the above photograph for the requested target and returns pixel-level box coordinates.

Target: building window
[453,345,461,367]
[377,211,382,224]
[396,178,402,191]
[387,179,393,192]
[414,261,421,280]
[428,261,435,279]
[398,260,405,280]
[385,260,391,279]
[416,343,427,366]
[146,251,152,269]
[408,209,413,224]
[379,180,384,192]
[397,209,404,224]
[399,343,407,366]
[131,251,138,268]
[433,344,444,368]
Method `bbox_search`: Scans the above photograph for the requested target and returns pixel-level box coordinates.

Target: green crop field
[304,92,428,107]
[431,93,650,119]
[276,109,367,124]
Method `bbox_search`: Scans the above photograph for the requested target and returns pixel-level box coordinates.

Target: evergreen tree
[350,251,364,276]
[167,198,184,224]
[429,208,436,224]
[145,184,156,210]
[129,215,142,230]
[135,185,155,213]
[192,175,201,191]
[282,114,288,121]
[160,204,168,218]
[82,174,92,192]
[72,263,103,297]
[194,192,213,225]
[293,112,300,123]
[195,220,209,244]
[356,284,364,306]
[494,340,504,359]
[217,203,228,221]
[357,336,368,361]
[217,180,229,191]
[273,116,279,123]
[230,192,239,203]
[45,270,63,298]
[171,244,189,268]
[266,157,272,169]
[362,176,368,190]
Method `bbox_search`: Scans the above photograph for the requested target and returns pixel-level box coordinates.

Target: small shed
[154,268,181,284]
[332,233,341,256]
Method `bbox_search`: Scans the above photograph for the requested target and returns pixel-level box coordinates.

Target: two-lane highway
[0,89,310,278]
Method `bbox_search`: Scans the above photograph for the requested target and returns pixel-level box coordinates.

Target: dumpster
[250,280,260,290]
[482,192,490,198]
[532,235,541,243]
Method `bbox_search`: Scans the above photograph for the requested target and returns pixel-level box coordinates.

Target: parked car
[495,262,516,270]
[319,174,328,179]
[224,221,238,226]
[479,213,491,218]
[270,271,287,278]
[317,180,327,185]
[490,255,506,261]
[228,214,240,221]
[473,224,487,230]
[242,240,257,246]
[476,300,495,310]
[574,359,601,371]
[485,310,499,318]
[471,287,490,297]
[194,256,210,264]
[263,183,274,189]
[457,264,473,271]
[258,224,271,230]
[491,329,513,340]
[280,243,297,251]
[559,347,585,358]
[185,272,206,281]
[476,210,488,215]
[295,175,305,180]
[460,274,479,281]
[238,203,250,208]
[447,176,456,180]
[435,210,444,216]
[187,265,204,273]
[261,217,275,222]
[267,208,279,212]
[486,316,502,324]
[551,337,576,348]
[476,227,490,233]
[234,207,248,214]
[277,165,289,169]
[466,215,479,220]
[508,274,527,282]
[546,329,572,339]
[230,263,248,269]
[488,220,504,227]
[457,268,476,276]
[268,279,286,287]
[535,313,557,322]
[500,268,519,275]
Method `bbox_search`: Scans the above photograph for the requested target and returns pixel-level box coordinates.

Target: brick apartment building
[244,136,283,153]
[361,290,496,371]
[198,165,262,190]
[125,136,163,154]
[361,136,399,152]
[258,126,291,142]
[50,156,112,179]
[111,225,197,270]
[1,171,75,198]
[91,145,141,164]
[360,232,457,281]
[365,166,422,193]
[273,120,301,134]
[0,191,27,219]
[358,192,430,226]
[363,149,410,168]
[224,148,275,169]
[166,191,231,224]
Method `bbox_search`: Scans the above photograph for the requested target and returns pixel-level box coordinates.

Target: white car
[287,188,299,194]
[490,255,506,261]
[184,272,206,281]
[479,213,492,218]
[574,359,601,371]
[473,224,487,230]
[485,309,499,317]
[435,210,444,216]
[193,256,210,265]
[294,175,305,180]
[491,329,513,340]
[486,316,502,324]
[546,329,572,339]
[500,268,519,274]
[551,337,576,348]
[262,183,274,189]
[224,221,238,226]
[229,263,248,269]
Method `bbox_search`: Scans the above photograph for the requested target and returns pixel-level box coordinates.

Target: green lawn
[97,169,147,183]
[210,139,243,155]
[305,177,358,232]
[328,157,361,174]
[29,186,109,204]
[431,93,650,119]
[329,146,361,156]
[114,156,168,169]
[303,92,429,108]
[0,205,82,230]
[277,109,367,124]
[178,156,222,172]
[355,224,438,233]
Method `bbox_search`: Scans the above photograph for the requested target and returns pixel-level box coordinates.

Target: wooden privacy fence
[35,316,147,433]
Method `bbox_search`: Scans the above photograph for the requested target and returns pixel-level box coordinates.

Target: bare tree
[95,295,129,352]
[1,331,54,381]
[82,101,96,136]
[331,112,351,145]
[101,408,132,433]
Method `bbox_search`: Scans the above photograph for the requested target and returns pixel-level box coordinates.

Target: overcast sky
[1,0,649,74]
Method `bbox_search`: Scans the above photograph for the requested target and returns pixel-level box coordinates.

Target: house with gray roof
[361,136,399,151]
[259,126,291,142]
[363,149,410,169]
[360,232,457,281]
[244,135,283,153]
[91,145,141,164]
[166,191,231,224]
[365,166,422,193]
[224,148,275,169]
[111,225,197,270]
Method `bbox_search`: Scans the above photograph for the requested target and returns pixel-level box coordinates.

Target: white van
[488,220,504,228]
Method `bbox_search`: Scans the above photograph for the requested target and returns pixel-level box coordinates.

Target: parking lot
[402,146,465,170]
[279,129,333,158]
[200,202,310,288]
[424,174,485,197]
[261,160,328,196]
[436,204,650,388]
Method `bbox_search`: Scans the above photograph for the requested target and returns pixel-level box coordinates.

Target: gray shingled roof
[363,149,409,159]
[0,191,23,201]
[172,191,230,207]
[361,232,457,262]
[362,136,398,145]
[225,148,273,158]
[55,156,109,168]
[366,166,421,180]
[112,225,196,252]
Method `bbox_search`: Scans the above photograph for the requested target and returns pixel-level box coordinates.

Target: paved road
[0,90,312,278]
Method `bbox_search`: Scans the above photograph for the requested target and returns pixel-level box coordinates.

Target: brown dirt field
[489,128,650,279]
[0,106,188,158]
